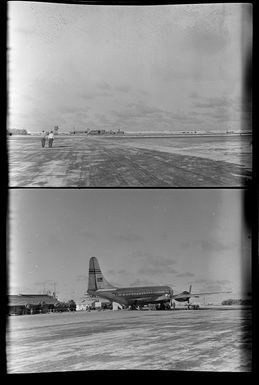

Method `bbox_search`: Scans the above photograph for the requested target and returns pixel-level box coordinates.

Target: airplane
[87,257,231,310]
[87,256,173,310]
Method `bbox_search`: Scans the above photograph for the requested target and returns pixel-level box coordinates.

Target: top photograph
[7,2,252,187]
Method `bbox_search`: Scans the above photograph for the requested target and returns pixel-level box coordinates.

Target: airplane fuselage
[88,285,173,307]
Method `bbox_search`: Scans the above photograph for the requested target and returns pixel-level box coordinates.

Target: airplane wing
[190,291,232,297]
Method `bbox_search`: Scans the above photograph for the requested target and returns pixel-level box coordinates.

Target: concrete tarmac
[6,309,252,373]
[8,136,251,187]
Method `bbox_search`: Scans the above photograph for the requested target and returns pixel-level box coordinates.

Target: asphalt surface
[6,308,252,372]
[8,136,251,187]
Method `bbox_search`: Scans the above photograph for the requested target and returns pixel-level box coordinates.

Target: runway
[8,135,251,187]
[6,308,252,372]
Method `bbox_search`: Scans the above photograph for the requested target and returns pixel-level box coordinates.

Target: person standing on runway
[48,131,54,148]
[41,130,47,147]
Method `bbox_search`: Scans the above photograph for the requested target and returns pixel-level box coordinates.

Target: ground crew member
[41,130,47,147]
[48,131,54,147]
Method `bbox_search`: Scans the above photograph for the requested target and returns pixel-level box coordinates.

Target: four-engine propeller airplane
[87,257,231,309]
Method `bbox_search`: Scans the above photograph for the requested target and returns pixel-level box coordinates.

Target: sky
[8,2,252,133]
[8,189,251,302]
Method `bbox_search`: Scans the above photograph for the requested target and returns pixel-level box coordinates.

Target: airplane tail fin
[88,257,115,293]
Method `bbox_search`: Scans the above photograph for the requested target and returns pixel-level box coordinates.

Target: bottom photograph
[7,189,252,372]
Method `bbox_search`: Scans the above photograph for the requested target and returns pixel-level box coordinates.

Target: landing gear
[129,301,138,310]
[155,302,170,310]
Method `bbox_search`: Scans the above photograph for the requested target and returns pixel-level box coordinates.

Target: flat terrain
[6,309,252,372]
[8,135,252,187]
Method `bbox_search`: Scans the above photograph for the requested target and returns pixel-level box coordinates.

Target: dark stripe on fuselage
[89,269,102,274]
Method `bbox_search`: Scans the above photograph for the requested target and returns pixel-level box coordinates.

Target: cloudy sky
[8,189,251,302]
[8,2,252,133]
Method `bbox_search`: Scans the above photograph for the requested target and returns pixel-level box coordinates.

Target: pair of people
[41,131,54,148]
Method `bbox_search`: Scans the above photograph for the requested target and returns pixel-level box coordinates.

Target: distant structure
[77,294,111,310]
[8,294,58,315]
[222,298,252,306]
[88,129,106,135]
[8,128,28,136]
[54,126,59,135]
[70,128,124,135]
[70,129,91,135]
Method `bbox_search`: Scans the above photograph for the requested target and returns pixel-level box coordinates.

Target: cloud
[176,272,195,278]
[112,233,143,242]
[107,269,130,277]
[113,104,203,125]
[131,251,177,276]
[183,24,229,56]
[138,89,148,96]
[33,280,55,289]
[190,95,251,125]
[194,278,230,285]
[13,27,35,36]
[215,279,231,285]
[78,82,114,101]
[98,82,112,91]
[199,284,232,293]
[189,92,200,99]
[78,93,95,101]
[129,278,155,287]
[131,251,176,264]
[111,102,165,121]
[169,112,203,124]
[192,278,232,293]
[94,113,113,125]
[110,102,205,130]
[192,97,233,109]
[138,266,177,276]
[9,285,33,294]
[75,274,88,282]
[114,85,130,93]
[76,230,100,240]
[180,239,233,253]
[58,106,90,115]
[156,65,210,83]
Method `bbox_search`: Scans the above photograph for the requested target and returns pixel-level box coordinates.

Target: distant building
[8,294,59,315]
[76,303,89,311]
[69,128,93,135]
[88,129,106,135]
[69,129,125,136]
[8,128,28,136]
[222,298,252,306]
[70,130,90,135]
